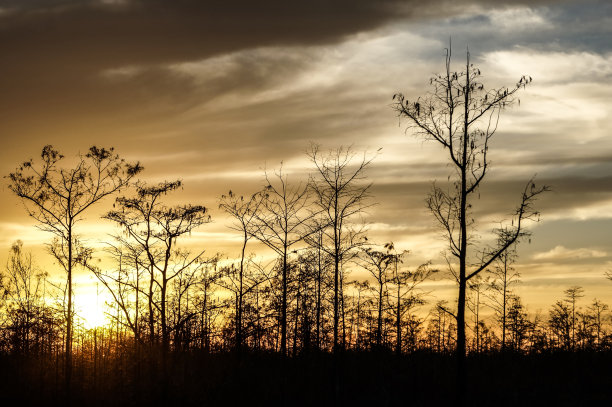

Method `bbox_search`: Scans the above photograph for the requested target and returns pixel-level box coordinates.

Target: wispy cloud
[533,245,608,261]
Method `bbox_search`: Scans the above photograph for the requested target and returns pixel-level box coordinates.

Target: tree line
[2,227,611,358]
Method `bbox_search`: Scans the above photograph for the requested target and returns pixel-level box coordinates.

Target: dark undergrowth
[1,350,611,406]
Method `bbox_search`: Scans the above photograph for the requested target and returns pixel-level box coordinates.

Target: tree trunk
[237,232,247,351]
[396,283,401,355]
[502,254,507,350]
[148,266,155,344]
[65,223,73,398]
[340,274,346,349]
[161,275,168,352]
[293,277,301,357]
[281,243,288,356]
[377,277,383,348]
[456,54,471,406]
[333,229,339,352]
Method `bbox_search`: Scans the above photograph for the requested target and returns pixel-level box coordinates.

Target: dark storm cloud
[0,0,565,145]
[0,0,602,204]
[410,0,612,55]
[0,0,406,72]
[0,0,565,77]
[0,0,410,149]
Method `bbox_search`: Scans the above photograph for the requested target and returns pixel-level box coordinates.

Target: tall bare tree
[564,285,584,350]
[308,145,374,352]
[393,48,548,393]
[7,145,141,389]
[104,180,210,352]
[219,190,265,351]
[249,167,313,356]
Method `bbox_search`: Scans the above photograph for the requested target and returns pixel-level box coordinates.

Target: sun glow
[75,292,109,329]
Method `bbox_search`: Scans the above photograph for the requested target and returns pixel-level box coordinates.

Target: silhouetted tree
[90,241,144,345]
[393,48,548,389]
[388,257,432,354]
[347,280,370,350]
[169,256,217,351]
[564,285,584,350]
[426,300,456,353]
[308,144,374,351]
[219,190,265,351]
[506,296,531,351]
[549,300,572,350]
[486,241,520,350]
[217,259,268,352]
[196,262,221,352]
[249,167,313,356]
[528,312,549,352]
[104,180,210,352]
[305,225,333,351]
[587,299,609,348]
[360,242,432,353]
[384,244,427,353]
[358,245,394,348]
[290,254,318,356]
[7,145,141,389]
[2,241,48,354]
[403,314,425,352]
[467,275,487,353]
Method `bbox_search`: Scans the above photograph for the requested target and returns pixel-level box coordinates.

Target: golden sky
[1,0,611,320]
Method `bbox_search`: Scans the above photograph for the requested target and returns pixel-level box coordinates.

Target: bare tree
[467,275,487,353]
[358,245,393,349]
[169,257,216,351]
[564,285,584,350]
[2,241,48,354]
[216,259,268,352]
[549,300,572,350]
[486,240,520,350]
[7,145,141,389]
[385,244,433,355]
[347,280,370,350]
[90,241,145,345]
[505,296,531,351]
[196,262,221,353]
[219,190,265,351]
[426,300,456,353]
[305,225,333,351]
[393,47,548,387]
[587,299,609,347]
[308,144,374,351]
[249,167,313,356]
[104,180,210,353]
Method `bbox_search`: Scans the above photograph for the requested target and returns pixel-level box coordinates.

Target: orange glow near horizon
[74,287,110,330]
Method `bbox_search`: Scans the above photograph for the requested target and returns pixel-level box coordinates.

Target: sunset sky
[0,0,611,323]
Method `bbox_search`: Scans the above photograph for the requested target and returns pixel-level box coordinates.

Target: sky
[0,0,611,323]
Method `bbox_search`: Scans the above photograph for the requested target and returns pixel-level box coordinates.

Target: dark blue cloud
[404,0,612,56]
